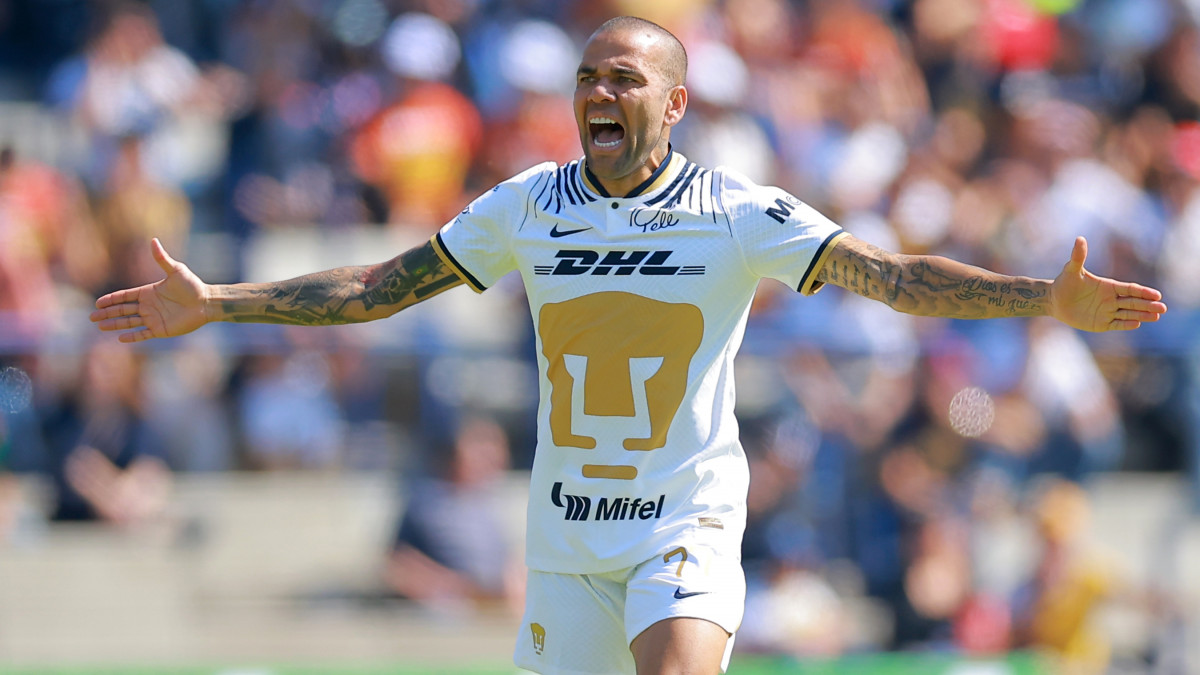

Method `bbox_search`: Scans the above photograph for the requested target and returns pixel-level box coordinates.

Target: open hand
[1050,237,1167,332]
[91,239,210,342]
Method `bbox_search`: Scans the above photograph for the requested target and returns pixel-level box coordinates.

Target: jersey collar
[581,146,683,200]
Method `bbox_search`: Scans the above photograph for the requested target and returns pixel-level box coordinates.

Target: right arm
[92,238,464,342]
[211,239,462,325]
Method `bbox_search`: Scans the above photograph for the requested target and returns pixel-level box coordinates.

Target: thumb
[151,238,179,276]
[1064,236,1088,275]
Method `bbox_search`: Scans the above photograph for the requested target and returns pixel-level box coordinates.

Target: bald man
[93,16,1166,675]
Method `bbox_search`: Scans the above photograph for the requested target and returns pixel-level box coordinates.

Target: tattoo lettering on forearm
[1009,299,1038,313]
[819,238,903,304]
[957,277,1015,307]
[222,241,462,326]
[896,261,1048,318]
[820,237,1049,319]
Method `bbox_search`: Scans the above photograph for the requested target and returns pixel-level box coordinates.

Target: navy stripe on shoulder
[553,169,566,210]
[661,163,701,209]
[652,160,700,205]
[534,172,553,212]
[568,162,594,202]
[563,164,580,205]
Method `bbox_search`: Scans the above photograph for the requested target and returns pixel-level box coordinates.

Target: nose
[587,80,616,103]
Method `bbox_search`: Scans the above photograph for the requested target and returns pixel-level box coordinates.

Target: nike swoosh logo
[673,587,710,599]
[550,225,591,238]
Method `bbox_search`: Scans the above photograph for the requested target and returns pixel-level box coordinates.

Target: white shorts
[514,543,746,675]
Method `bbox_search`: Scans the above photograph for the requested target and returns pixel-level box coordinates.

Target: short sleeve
[432,162,554,292]
[720,169,846,295]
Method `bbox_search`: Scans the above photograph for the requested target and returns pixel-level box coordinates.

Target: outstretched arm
[815,235,1166,331]
[92,238,464,342]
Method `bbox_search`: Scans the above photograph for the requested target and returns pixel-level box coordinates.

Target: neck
[588,142,673,197]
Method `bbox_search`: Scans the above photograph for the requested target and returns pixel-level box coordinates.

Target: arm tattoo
[817,236,1050,319]
[219,241,463,325]
[360,244,462,310]
[819,238,903,305]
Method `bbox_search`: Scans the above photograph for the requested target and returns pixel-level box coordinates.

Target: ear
[663,84,688,127]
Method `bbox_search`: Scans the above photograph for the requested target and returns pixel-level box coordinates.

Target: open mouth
[589,116,625,149]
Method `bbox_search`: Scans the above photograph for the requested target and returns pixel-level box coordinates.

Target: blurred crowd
[0,0,1199,671]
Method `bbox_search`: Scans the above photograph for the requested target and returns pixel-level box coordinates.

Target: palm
[1049,237,1166,332]
[92,239,210,343]
[1051,268,1111,331]
[138,266,207,336]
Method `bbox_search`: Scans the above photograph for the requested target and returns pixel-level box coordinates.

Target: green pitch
[0,652,1048,675]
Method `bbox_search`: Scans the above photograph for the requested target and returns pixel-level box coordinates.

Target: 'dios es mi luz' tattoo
[818,238,1047,319]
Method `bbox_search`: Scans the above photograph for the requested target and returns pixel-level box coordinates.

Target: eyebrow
[576,64,645,79]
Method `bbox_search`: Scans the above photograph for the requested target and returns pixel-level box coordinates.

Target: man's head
[594,17,688,87]
[574,17,688,195]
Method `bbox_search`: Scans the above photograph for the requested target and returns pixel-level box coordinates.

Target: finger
[1108,319,1141,331]
[1114,309,1162,323]
[1108,297,1166,317]
[1116,294,1166,308]
[90,303,141,322]
[1114,282,1164,302]
[95,287,146,309]
[118,328,155,343]
[151,238,178,276]
[1065,236,1087,274]
[96,315,146,332]
[1116,297,1168,315]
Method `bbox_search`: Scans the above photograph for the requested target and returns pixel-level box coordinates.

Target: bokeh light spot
[948,386,995,438]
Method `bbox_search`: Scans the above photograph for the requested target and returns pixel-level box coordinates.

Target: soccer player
[91,16,1167,675]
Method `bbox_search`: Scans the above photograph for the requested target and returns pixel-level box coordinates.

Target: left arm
[816,235,1166,331]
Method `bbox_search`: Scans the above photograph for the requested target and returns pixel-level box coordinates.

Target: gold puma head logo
[539,292,703,454]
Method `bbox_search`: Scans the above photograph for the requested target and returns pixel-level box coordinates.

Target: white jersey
[432,150,845,574]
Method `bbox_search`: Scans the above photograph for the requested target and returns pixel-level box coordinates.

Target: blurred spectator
[1012,479,1121,674]
[350,13,482,229]
[1021,318,1124,478]
[38,341,171,526]
[48,2,198,137]
[236,346,346,470]
[1160,126,1200,308]
[46,1,243,206]
[738,413,865,657]
[384,414,522,614]
[741,563,854,658]
[674,40,774,184]
[862,443,959,649]
[0,147,61,335]
[468,18,580,187]
[0,145,106,322]
[902,514,975,648]
[143,338,237,473]
[95,133,193,289]
[959,470,1024,655]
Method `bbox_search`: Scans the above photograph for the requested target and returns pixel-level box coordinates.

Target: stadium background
[0,0,1198,672]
